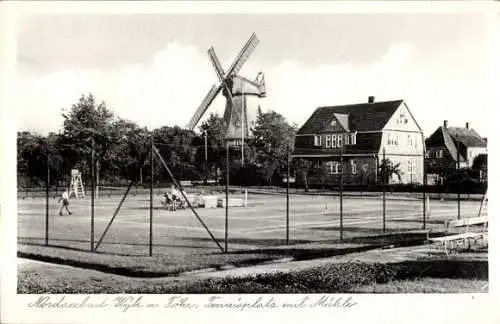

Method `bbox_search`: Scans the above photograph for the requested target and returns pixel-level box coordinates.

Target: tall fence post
[90,137,95,252]
[204,131,208,184]
[45,143,49,246]
[225,141,229,253]
[382,148,386,233]
[422,142,427,230]
[149,137,154,256]
[286,145,290,245]
[477,189,487,218]
[457,145,461,220]
[339,141,343,240]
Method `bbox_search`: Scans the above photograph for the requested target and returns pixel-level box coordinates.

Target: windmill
[186,33,266,146]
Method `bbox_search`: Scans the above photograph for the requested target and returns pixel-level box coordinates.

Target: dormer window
[330,120,337,127]
[314,135,322,147]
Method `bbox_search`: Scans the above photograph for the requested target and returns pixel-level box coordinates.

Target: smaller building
[425,121,487,183]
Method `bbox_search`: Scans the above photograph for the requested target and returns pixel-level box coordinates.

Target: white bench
[202,195,219,208]
[427,216,488,255]
[179,180,192,187]
[217,198,245,208]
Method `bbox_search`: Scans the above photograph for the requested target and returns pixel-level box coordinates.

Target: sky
[15,12,498,137]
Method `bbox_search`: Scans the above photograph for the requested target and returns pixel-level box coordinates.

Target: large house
[425,121,487,179]
[292,97,424,185]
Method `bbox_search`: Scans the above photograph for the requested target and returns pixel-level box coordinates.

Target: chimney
[443,120,448,129]
[465,122,469,129]
[368,96,375,104]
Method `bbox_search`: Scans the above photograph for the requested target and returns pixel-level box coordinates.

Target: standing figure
[58,189,73,216]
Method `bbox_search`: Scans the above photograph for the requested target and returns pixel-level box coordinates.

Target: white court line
[241,209,474,235]
[243,218,377,235]
[243,212,427,234]
[117,220,232,234]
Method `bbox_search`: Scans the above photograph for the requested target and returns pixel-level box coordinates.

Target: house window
[332,161,340,174]
[345,134,350,145]
[337,133,342,147]
[407,159,416,174]
[425,151,430,158]
[314,135,321,147]
[325,135,331,148]
[327,161,339,174]
[331,134,337,148]
[387,133,398,146]
[414,134,418,148]
[351,160,357,174]
[351,133,356,145]
[407,134,413,147]
[437,150,444,158]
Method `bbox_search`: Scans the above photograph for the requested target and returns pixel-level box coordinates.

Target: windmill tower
[186,33,266,147]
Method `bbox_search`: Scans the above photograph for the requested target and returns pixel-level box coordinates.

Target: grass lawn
[17,230,437,277]
[18,255,488,294]
[351,277,488,293]
[17,244,283,277]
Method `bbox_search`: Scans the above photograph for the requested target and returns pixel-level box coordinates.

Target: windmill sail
[225,33,259,77]
[186,84,222,130]
[185,33,263,137]
[208,47,225,81]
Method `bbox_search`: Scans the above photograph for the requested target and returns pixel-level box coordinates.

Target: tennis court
[17,189,487,256]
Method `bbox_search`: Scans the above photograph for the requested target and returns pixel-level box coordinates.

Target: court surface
[17,191,487,256]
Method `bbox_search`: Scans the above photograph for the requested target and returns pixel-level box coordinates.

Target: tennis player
[58,189,73,216]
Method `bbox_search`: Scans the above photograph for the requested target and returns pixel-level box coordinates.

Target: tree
[251,108,296,186]
[109,118,150,183]
[196,113,228,183]
[17,131,45,186]
[472,153,487,182]
[379,158,401,184]
[294,158,312,192]
[153,125,197,182]
[472,154,487,172]
[17,131,67,187]
[60,93,117,182]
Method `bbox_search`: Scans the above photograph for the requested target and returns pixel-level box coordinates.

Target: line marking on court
[117,221,234,234]
[241,212,453,235]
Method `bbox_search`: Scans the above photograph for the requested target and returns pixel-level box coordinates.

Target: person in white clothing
[58,189,73,216]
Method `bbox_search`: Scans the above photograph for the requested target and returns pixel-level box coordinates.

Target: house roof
[446,127,487,147]
[297,100,403,134]
[426,126,467,162]
[441,127,465,162]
